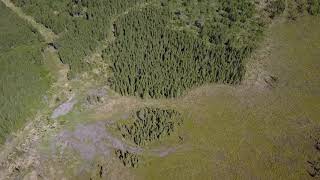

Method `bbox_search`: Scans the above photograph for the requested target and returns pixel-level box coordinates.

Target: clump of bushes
[265,0,286,18]
[308,0,320,15]
[115,149,140,168]
[295,0,307,13]
[307,136,320,177]
[85,89,106,106]
[117,107,183,146]
[115,107,183,167]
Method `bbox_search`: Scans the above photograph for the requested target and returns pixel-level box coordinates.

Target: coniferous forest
[11,0,153,76]
[103,1,264,98]
[11,0,320,98]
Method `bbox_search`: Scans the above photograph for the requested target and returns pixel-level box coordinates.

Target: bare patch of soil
[54,121,142,160]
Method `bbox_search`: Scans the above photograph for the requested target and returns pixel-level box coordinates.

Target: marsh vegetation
[0,2,51,143]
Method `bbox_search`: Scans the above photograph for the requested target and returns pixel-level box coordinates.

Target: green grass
[0,2,51,143]
[133,16,320,180]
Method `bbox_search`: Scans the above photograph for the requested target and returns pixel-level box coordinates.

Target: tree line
[11,0,320,98]
[11,0,152,76]
[103,0,264,98]
[12,0,264,98]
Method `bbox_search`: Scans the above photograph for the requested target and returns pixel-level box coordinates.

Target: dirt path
[1,0,57,43]
[84,0,155,77]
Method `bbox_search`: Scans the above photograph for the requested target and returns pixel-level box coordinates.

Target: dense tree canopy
[103,0,264,98]
[12,0,152,76]
[10,0,320,98]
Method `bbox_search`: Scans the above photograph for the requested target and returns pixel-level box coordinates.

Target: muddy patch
[51,96,77,119]
[54,121,142,160]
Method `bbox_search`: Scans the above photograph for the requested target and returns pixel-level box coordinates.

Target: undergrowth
[0,2,51,143]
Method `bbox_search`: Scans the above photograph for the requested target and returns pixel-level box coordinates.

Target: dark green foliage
[285,0,320,19]
[117,107,182,146]
[115,107,183,167]
[13,0,264,97]
[12,0,153,76]
[308,0,320,15]
[115,149,140,168]
[12,0,265,98]
[0,2,51,143]
[288,0,304,20]
[295,0,307,13]
[104,0,264,98]
[307,136,320,177]
[10,0,320,98]
[265,0,286,18]
[11,0,70,34]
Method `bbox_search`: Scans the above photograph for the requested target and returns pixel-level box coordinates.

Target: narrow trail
[1,0,57,43]
[84,0,154,76]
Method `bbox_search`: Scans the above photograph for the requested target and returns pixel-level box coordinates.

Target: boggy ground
[24,16,319,180]
[134,16,320,180]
